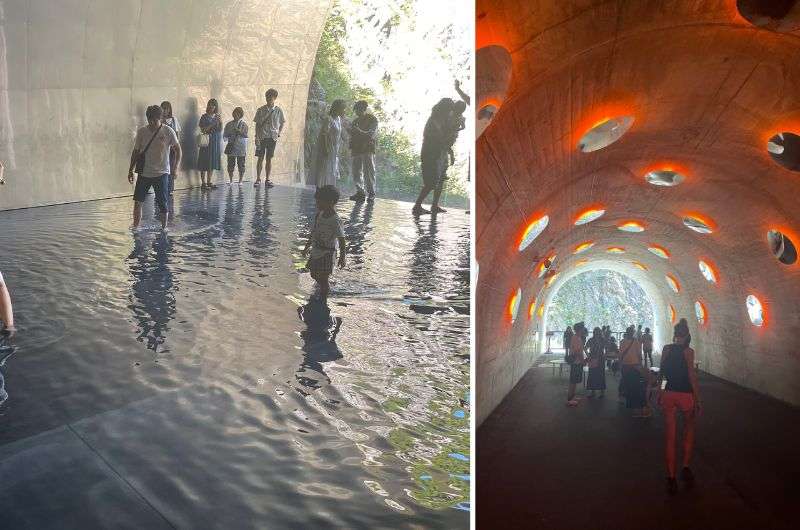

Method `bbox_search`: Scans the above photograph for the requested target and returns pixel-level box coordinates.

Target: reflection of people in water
[127,233,176,353]
[344,198,374,269]
[0,270,15,405]
[408,217,440,299]
[296,299,343,390]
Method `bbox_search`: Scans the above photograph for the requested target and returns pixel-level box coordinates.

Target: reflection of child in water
[302,185,346,302]
[296,300,343,389]
[0,270,15,405]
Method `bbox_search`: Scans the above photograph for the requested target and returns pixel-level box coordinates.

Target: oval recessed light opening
[575,259,589,267]
[509,288,521,323]
[528,298,537,319]
[666,274,680,293]
[768,229,798,264]
[574,208,606,226]
[767,132,800,171]
[518,215,549,252]
[574,241,595,254]
[545,272,560,287]
[746,295,764,326]
[607,247,625,254]
[618,221,645,233]
[737,0,800,33]
[577,115,635,152]
[645,169,685,186]
[632,261,648,271]
[668,304,676,323]
[683,215,714,234]
[698,260,717,284]
[695,301,707,325]
[648,245,670,259]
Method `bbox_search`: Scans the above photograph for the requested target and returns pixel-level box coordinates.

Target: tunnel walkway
[477,360,800,530]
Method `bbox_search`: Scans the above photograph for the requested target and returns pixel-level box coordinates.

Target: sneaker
[254,180,261,186]
[681,467,695,488]
[265,180,274,188]
[350,191,366,201]
[666,477,678,495]
[412,206,431,216]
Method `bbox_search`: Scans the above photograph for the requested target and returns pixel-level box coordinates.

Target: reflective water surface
[0,185,469,528]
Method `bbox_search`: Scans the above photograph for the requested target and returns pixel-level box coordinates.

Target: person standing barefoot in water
[302,185,346,302]
[413,98,454,216]
[566,322,587,406]
[658,318,701,495]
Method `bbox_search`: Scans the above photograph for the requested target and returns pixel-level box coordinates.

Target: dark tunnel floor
[477,358,800,530]
[0,185,470,529]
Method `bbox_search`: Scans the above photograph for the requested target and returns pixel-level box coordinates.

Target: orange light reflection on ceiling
[537,303,545,318]
[669,304,676,324]
[607,246,625,253]
[573,241,594,254]
[545,273,560,287]
[575,259,589,266]
[574,204,606,225]
[682,211,717,232]
[516,212,548,251]
[508,290,519,321]
[648,244,671,259]
[528,299,537,319]
[575,102,638,146]
[632,261,648,271]
[618,221,645,232]
[666,274,681,292]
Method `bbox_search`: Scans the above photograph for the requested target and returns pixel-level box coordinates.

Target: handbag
[135,124,162,175]
[197,133,210,148]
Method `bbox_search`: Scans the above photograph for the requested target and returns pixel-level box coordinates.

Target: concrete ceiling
[476,0,800,424]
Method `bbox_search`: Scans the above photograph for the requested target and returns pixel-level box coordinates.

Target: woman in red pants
[658,318,701,495]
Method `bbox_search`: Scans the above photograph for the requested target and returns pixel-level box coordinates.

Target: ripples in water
[0,185,469,528]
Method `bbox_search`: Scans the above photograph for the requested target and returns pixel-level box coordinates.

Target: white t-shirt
[134,124,179,178]
[310,211,344,259]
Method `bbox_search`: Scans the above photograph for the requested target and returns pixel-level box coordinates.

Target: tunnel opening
[543,268,657,352]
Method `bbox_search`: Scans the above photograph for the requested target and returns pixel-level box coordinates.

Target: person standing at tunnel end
[586,327,606,398]
[658,318,701,495]
[311,100,346,188]
[253,88,286,188]
[413,98,454,216]
[619,325,649,417]
[566,322,587,406]
[0,271,14,338]
[128,105,181,230]
[349,100,378,202]
[642,327,654,367]
[197,99,222,190]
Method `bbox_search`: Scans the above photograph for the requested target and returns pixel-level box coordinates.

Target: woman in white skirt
[312,99,346,188]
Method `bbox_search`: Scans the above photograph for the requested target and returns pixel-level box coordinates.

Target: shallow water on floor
[0,185,469,528]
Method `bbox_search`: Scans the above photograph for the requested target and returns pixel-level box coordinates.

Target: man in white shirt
[253,88,286,188]
[127,105,182,230]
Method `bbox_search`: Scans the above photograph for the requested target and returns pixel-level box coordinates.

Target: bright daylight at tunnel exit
[0,1,471,529]
[476,1,800,529]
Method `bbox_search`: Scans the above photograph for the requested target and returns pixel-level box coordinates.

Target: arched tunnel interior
[476,0,800,426]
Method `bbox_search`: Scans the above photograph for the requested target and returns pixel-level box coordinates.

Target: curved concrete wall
[477,0,800,425]
[0,0,330,211]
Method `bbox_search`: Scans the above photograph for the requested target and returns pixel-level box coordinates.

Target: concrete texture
[0,0,331,211]
[475,0,800,425]
[477,363,800,530]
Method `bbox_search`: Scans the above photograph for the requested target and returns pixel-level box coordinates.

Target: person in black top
[585,327,606,398]
[349,100,379,202]
[658,318,701,495]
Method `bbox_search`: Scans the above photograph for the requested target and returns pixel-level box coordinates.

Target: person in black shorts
[127,105,182,230]
[253,88,286,187]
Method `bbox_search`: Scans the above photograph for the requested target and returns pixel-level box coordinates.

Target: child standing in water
[302,185,346,302]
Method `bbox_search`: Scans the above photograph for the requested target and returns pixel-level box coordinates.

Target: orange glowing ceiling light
[695,300,707,325]
[545,272,560,287]
[698,260,718,284]
[573,241,595,254]
[632,261,648,271]
[607,246,625,254]
[509,288,521,322]
[617,221,645,233]
[528,299,538,319]
[574,206,606,226]
[575,259,589,266]
[537,303,545,318]
[666,274,681,293]
[668,304,676,323]
[518,214,549,251]
[683,213,715,234]
[648,244,670,259]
